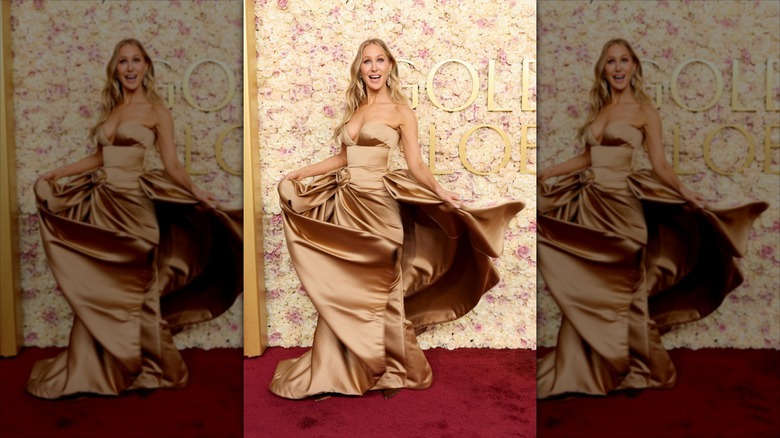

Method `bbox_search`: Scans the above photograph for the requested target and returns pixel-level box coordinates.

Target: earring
[630,77,635,87]
[387,77,391,87]
[142,75,148,87]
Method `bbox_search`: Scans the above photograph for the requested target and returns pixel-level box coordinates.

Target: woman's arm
[39,150,103,181]
[643,105,705,206]
[283,146,347,180]
[398,105,461,208]
[154,105,217,206]
[537,151,591,183]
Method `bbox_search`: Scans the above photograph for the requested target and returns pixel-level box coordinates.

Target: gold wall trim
[243,0,267,357]
[0,0,23,357]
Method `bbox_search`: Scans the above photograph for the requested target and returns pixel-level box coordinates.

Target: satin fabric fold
[270,124,524,399]
[537,123,767,399]
[27,124,242,399]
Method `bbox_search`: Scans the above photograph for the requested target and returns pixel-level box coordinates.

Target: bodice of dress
[585,123,643,193]
[97,123,156,193]
[341,123,399,193]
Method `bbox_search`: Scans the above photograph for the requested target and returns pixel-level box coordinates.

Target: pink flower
[177,22,191,36]
[759,245,775,260]
[474,323,483,332]
[323,105,335,118]
[740,48,753,65]
[566,105,579,118]
[286,309,304,324]
[78,105,91,118]
[25,332,38,343]
[515,245,531,259]
[42,308,59,325]
[269,332,282,343]
[277,0,289,9]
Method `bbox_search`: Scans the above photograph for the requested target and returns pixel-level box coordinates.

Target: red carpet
[537,347,780,438]
[244,347,536,437]
[0,347,242,438]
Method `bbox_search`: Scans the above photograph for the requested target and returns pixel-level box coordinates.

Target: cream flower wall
[537,0,780,349]
[10,0,244,349]
[255,0,537,349]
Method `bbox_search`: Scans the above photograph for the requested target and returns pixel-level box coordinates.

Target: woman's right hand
[283,169,303,180]
[537,168,550,184]
[38,169,61,182]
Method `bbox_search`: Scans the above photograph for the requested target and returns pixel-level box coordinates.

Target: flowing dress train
[27,123,242,399]
[536,123,767,398]
[270,124,524,398]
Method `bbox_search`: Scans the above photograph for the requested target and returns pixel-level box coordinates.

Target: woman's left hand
[436,186,463,209]
[680,186,706,208]
[193,187,218,208]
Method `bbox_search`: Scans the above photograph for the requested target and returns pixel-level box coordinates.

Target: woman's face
[115,44,147,93]
[602,43,634,92]
[359,44,391,92]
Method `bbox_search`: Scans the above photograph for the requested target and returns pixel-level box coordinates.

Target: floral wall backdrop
[10,0,243,349]
[537,0,780,349]
[255,0,537,349]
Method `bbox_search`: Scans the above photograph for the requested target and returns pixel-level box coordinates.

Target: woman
[536,38,767,398]
[269,38,524,399]
[27,39,242,399]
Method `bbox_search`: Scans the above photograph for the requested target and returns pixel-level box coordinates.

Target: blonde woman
[27,39,242,399]
[269,38,524,400]
[536,38,767,399]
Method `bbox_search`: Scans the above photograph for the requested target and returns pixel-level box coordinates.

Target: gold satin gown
[27,123,243,399]
[269,124,524,399]
[536,123,768,399]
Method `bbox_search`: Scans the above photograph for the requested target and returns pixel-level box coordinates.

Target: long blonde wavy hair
[331,38,408,144]
[89,38,163,142]
[577,38,652,142]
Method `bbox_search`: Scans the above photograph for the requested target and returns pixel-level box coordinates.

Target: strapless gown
[269,123,524,398]
[536,123,768,398]
[27,123,242,399]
